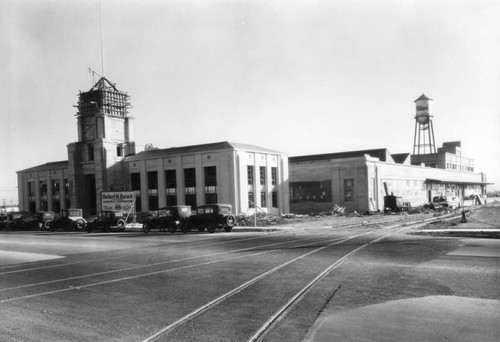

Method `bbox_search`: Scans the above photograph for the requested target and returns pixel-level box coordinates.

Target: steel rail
[247,226,410,342]
[140,229,376,342]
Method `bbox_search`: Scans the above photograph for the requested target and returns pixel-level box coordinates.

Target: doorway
[83,175,97,216]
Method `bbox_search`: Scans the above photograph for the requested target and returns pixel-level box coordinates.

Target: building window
[184,168,196,208]
[271,167,277,186]
[248,191,254,208]
[205,193,218,204]
[184,168,196,188]
[290,181,332,203]
[28,181,36,212]
[28,181,35,199]
[344,179,354,202]
[204,166,217,186]
[39,180,48,211]
[117,145,123,157]
[64,179,71,210]
[147,171,158,210]
[261,191,267,208]
[272,191,278,208]
[185,194,197,209]
[260,166,266,186]
[131,173,141,191]
[52,180,60,212]
[247,166,254,186]
[148,171,158,191]
[165,169,177,206]
[131,172,141,212]
[204,166,217,204]
[88,144,94,161]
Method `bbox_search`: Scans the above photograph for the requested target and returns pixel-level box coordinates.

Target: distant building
[288,93,489,214]
[411,141,474,171]
[17,78,290,217]
[289,147,488,214]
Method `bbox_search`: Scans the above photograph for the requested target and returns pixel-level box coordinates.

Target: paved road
[0,219,498,342]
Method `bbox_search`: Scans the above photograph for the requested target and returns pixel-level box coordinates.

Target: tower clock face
[83,116,96,141]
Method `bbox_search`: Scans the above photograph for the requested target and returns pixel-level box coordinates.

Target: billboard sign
[101,191,135,214]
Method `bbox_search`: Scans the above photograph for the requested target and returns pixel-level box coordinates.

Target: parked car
[188,204,236,233]
[1,211,39,231]
[86,211,126,233]
[142,205,192,234]
[38,211,57,231]
[41,209,87,231]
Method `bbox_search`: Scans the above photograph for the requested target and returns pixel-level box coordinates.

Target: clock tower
[67,77,135,216]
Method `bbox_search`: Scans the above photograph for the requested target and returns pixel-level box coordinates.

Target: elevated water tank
[414,94,433,125]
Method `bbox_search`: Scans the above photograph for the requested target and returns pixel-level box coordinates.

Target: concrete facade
[290,149,488,214]
[123,142,289,215]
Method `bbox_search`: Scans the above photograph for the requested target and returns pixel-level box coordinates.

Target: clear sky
[1,0,499,205]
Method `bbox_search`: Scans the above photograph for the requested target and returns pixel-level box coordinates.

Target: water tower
[413,94,436,154]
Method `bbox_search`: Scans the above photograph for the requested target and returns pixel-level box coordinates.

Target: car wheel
[117,219,126,230]
[76,219,86,230]
[179,221,188,234]
[44,220,53,232]
[208,223,216,234]
[225,215,236,227]
[168,224,176,234]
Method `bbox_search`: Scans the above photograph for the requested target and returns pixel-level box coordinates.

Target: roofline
[290,148,390,162]
[17,160,68,173]
[124,141,286,162]
[424,178,492,186]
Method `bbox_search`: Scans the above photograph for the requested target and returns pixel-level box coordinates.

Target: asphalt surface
[0,204,498,342]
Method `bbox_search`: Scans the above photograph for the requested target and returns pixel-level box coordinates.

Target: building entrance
[83,175,97,216]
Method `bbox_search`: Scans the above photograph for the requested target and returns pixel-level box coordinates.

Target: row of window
[446,163,474,172]
[247,166,277,186]
[85,144,126,161]
[247,166,278,208]
[290,179,355,203]
[27,180,71,212]
[131,166,279,211]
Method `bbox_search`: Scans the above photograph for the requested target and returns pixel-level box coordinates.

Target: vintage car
[38,211,57,231]
[1,211,39,231]
[86,210,126,233]
[41,209,87,231]
[142,205,192,234]
[188,204,236,233]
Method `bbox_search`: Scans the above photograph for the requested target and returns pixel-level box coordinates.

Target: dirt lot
[408,200,500,239]
[238,199,500,230]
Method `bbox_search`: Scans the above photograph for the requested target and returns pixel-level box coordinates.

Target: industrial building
[289,95,489,214]
[289,144,487,214]
[17,79,489,217]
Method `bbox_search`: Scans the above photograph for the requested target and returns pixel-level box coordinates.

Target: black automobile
[38,211,57,231]
[40,209,87,231]
[86,211,126,233]
[1,211,39,231]
[188,204,236,233]
[142,205,192,234]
